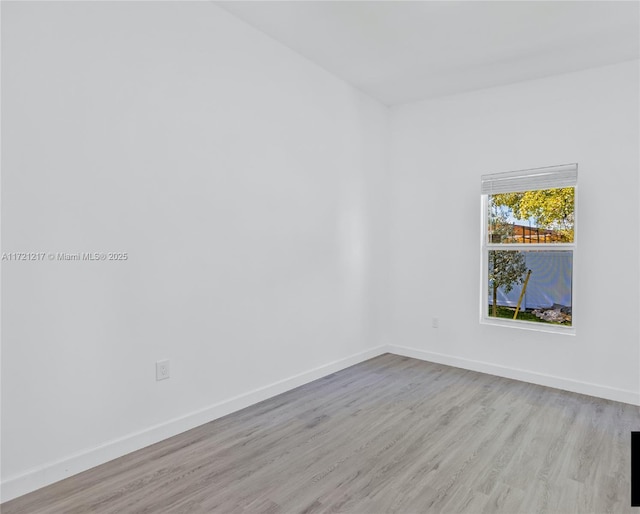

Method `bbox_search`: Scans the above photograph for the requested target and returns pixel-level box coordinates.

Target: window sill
[480,316,576,336]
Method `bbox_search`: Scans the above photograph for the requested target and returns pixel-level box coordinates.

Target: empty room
[2,1,639,513]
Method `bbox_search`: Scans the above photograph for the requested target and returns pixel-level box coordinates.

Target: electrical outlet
[156,360,170,381]
[432,317,439,328]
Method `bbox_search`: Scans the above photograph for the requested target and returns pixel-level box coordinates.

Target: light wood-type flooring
[3,353,638,513]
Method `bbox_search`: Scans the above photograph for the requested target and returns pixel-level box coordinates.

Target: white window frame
[480,163,577,335]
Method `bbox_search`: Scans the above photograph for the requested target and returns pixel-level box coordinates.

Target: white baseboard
[387,344,640,406]
[4,343,637,503]
[0,345,387,503]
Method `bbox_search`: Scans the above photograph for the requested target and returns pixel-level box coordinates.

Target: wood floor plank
[2,353,638,513]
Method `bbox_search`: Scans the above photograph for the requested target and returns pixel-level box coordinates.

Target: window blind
[481,163,577,195]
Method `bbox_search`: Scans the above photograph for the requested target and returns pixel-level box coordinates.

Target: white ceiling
[215,1,640,105]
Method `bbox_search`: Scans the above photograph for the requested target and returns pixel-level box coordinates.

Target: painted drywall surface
[388,60,640,398]
[1,2,387,481]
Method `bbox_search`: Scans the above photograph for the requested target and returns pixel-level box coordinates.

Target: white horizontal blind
[481,163,577,194]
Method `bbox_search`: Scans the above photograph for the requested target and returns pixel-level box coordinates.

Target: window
[480,163,577,333]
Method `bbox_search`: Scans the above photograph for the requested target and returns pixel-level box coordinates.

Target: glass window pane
[488,250,572,326]
[487,187,574,244]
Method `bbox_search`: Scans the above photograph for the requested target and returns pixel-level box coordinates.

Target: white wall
[1,2,388,499]
[387,60,640,404]
[3,1,638,504]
